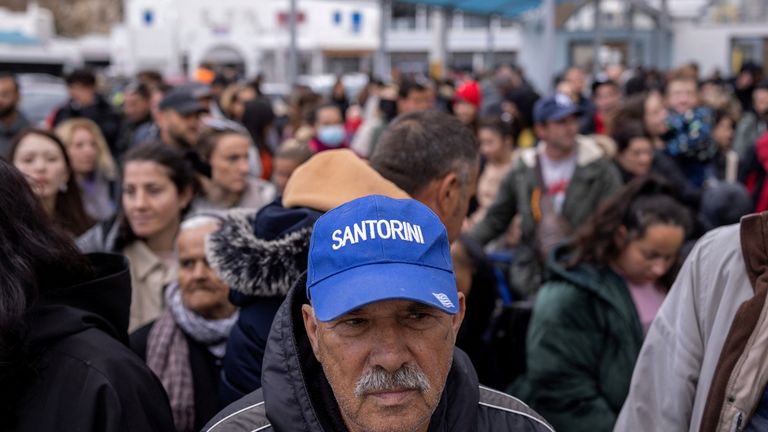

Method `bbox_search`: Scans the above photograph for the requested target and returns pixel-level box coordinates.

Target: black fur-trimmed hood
[205,202,323,300]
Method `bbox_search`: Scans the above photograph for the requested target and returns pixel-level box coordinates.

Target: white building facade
[112,0,523,82]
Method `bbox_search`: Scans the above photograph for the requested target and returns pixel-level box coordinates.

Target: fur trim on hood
[206,210,313,297]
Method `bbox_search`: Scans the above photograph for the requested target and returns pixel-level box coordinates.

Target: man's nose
[368,322,411,372]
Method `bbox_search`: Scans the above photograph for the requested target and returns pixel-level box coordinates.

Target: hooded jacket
[207,149,410,404]
[202,276,554,432]
[512,245,644,432]
[615,214,768,432]
[14,253,175,432]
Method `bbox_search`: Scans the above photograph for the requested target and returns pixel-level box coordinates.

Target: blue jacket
[206,200,322,405]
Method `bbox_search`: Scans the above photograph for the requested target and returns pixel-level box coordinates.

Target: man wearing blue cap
[467,92,622,298]
[203,195,553,432]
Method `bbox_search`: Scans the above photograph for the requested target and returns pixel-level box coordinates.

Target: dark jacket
[52,95,122,153]
[513,245,644,432]
[207,202,321,405]
[14,253,175,432]
[202,276,554,432]
[131,321,223,431]
[0,110,30,158]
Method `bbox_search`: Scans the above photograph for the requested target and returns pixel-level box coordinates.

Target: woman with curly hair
[512,177,692,432]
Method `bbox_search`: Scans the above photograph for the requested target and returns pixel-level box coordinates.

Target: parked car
[17,73,69,127]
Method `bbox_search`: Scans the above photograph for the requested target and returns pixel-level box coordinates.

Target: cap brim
[176,102,209,115]
[548,106,582,122]
[308,262,458,322]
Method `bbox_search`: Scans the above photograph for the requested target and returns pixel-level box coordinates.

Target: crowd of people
[1,59,768,431]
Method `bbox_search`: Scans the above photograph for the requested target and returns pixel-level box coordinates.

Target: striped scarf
[146,283,238,431]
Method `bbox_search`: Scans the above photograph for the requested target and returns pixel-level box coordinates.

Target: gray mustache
[354,365,431,397]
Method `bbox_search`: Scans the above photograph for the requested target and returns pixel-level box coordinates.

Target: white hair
[180,214,222,233]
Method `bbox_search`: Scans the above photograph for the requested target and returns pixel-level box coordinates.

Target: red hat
[454,80,481,109]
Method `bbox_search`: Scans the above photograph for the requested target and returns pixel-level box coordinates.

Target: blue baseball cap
[306,195,458,322]
[533,92,582,123]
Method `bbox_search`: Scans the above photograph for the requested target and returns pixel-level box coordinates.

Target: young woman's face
[13,133,69,201]
[616,137,654,178]
[67,127,99,175]
[644,93,669,137]
[614,223,685,285]
[712,117,734,151]
[210,133,250,195]
[478,128,509,163]
[122,161,190,240]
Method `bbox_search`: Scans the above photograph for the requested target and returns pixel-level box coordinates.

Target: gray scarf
[147,283,238,431]
[166,282,239,358]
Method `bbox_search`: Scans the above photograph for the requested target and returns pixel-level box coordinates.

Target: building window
[351,11,362,33]
[462,13,489,29]
[391,3,417,30]
[143,9,154,26]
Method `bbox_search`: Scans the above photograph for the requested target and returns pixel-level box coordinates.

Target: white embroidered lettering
[331,229,343,250]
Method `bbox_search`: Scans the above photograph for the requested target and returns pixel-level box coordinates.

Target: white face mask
[317,125,346,147]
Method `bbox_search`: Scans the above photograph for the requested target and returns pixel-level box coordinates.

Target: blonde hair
[55,118,117,180]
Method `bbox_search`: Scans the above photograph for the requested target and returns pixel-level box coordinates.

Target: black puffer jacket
[14,253,175,432]
[202,276,554,432]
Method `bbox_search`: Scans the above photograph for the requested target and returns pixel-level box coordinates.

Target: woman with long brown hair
[10,128,93,236]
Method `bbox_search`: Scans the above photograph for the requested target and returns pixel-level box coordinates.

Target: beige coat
[123,240,177,333]
[615,213,768,432]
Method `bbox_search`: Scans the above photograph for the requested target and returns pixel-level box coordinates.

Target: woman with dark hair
[191,121,275,213]
[10,128,94,236]
[611,120,655,183]
[0,159,174,431]
[78,143,196,332]
[241,98,277,181]
[512,177,692,432]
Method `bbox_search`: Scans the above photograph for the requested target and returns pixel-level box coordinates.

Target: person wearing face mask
[511,177,692,432]
[10,128,94,237]
[131,215,238,432]
[77,143,197,332]
[308,103,348,153]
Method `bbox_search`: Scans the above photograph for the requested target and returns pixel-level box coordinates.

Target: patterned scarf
[146,282,238,432]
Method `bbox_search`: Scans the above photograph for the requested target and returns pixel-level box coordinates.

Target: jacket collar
[519,135,605,169]
[738,213,768,292]
[282,149,409,212]
[123,240,174,282]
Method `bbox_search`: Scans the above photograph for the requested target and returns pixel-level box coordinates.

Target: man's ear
[451,292,466,337]
[436,171,460,218]
[302,304,321,359]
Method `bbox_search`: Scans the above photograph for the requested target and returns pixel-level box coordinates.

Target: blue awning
[0,31,39,45]
[396,0,545,17]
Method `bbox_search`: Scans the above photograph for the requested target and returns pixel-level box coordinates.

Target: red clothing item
[754,133,768,212]
[259,147,273,181]
[593,113,606,135]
